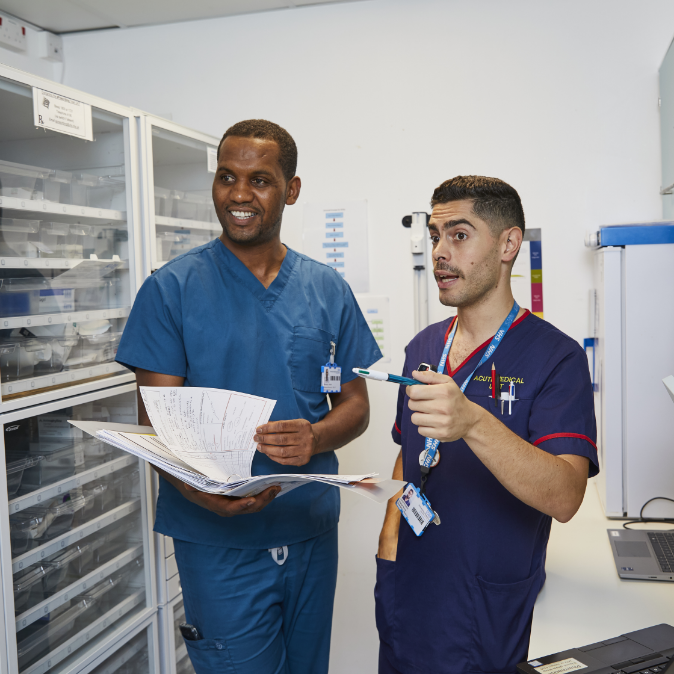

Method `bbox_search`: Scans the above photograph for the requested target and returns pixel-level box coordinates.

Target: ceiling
[0,0,364,34]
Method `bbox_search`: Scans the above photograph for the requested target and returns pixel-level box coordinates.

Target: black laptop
[517,624,674,674]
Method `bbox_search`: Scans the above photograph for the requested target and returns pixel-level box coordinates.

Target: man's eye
[252,178,266,187]
[430,236,440,244]
[455,232,467,241]
[221,174,234,182]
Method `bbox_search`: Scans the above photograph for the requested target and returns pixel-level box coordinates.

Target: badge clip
[321,341,341,393]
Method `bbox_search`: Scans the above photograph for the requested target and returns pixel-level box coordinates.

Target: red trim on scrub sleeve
[533,432,597,450]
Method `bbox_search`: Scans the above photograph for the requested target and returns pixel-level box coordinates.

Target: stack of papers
[69,386,403,504]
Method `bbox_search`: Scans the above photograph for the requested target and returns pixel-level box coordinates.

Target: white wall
[0,20,62,81]
[61,2,674,670]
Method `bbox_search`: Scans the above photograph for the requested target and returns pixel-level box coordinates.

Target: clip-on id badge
[396,483,436,536]
[321,341,341,393]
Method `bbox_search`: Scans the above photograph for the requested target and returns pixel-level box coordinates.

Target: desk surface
[529,482,674,659]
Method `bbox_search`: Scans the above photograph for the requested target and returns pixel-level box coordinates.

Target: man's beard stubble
[437,245,501,308]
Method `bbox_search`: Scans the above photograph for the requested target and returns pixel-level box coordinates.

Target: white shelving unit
[0,64,155,674]
[0,64,143,412]
[0,64,226,674]
[135,113,219,274]
[0,383,157,673]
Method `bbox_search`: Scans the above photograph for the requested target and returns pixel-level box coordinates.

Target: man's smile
[227,208,259,223]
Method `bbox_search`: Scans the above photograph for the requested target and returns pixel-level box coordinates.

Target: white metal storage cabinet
[0,383,157,674]
[158,595,195,674]
[0,64,143,413]
[589,224,674,519]
[70,614,159,674]
[135,113,220,274]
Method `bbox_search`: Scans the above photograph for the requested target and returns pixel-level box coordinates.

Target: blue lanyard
[421,301,520,470]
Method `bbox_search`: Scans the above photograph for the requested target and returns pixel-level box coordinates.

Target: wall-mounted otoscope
[402,212,430,334]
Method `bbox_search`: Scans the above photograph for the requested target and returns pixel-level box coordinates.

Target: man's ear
[502,226,523,264]
[286,176,302,205]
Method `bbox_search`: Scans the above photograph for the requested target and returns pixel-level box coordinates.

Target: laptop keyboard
[648,532,674,572]
[612,655,671,674]
[623,664,669,674]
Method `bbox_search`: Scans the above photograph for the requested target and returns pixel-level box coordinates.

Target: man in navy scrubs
[375,176,597,674]
[116,119,381,674]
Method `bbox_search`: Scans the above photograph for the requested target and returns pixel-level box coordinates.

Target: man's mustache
[434,264,464,279]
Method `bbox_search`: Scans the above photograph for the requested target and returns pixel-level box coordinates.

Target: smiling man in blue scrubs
[375,176,597,674]
[116,119,381,674]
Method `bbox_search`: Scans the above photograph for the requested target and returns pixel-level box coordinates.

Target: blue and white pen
[352,368,426,386]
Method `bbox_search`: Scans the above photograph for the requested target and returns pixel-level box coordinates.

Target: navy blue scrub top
[387,312,598,674]
[116,239,382,549]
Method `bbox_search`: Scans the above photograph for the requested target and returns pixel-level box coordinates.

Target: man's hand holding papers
[69,387,404,511]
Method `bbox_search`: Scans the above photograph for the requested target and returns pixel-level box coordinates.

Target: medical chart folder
[69,386,403,503]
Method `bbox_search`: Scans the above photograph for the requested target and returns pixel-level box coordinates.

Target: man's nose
[433,237,451,262]
[230,179,254,203]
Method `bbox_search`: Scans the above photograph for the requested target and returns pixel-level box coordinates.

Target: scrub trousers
[173,527,338,674]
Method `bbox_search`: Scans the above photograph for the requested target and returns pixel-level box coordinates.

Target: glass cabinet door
[82,617,158,674]
[144,119,219,271]
[0,71,138,407]
[2,385,154,674]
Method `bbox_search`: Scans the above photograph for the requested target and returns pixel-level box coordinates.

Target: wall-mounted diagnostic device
[402,212,429,334]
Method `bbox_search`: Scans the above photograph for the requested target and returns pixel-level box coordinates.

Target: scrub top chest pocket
[290,326,336,393]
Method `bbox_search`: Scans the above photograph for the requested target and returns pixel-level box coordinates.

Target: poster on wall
[511,228,543,318]
[355,295,390,364]
[302,201,369,293]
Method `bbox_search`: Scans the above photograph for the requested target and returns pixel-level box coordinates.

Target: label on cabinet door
[32,87,93,141]
[207,146,218,173]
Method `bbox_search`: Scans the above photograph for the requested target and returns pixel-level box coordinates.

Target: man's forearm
[378,449,403,560]
[313,395,369,454]
[464,406,588,522]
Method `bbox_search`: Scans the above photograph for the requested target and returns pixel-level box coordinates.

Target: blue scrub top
[383,312,598,674]
[116,239,381,549]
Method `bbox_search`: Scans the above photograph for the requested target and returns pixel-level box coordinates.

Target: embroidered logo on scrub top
[473,374,524,391]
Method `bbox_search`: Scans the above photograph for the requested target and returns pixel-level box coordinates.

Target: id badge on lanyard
[396,483,438,536]
[397,302,520,537]
[321,341,341,393]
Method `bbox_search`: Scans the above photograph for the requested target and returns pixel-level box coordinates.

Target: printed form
[140,387,275,483]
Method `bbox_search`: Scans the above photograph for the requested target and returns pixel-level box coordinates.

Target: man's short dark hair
[217,119,297,182]
[430,176,525,237]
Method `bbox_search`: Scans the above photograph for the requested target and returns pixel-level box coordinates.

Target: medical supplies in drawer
[62,330,122,370]
[157,230,213,261]
[154,187,215,222]
[18,441,86,493]
[0,337,61,382]
[0,160,126,210]
[17,597,94,670]
[6,456,43,497]
[15,561,144,672]
[70,171,126,210]
[0,219,42,258]
[0,160,70,202]
[9,492,91,556]
[0,276,121,317]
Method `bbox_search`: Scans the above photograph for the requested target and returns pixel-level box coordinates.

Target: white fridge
[0,64,158,674]
[587,222,674,519]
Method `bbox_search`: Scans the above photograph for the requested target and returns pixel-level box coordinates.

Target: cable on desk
[622,497,674,530]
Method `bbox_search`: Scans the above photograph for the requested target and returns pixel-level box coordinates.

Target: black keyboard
[625,663,669,674]
[648,532,674,573]
[613,655,671,674]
